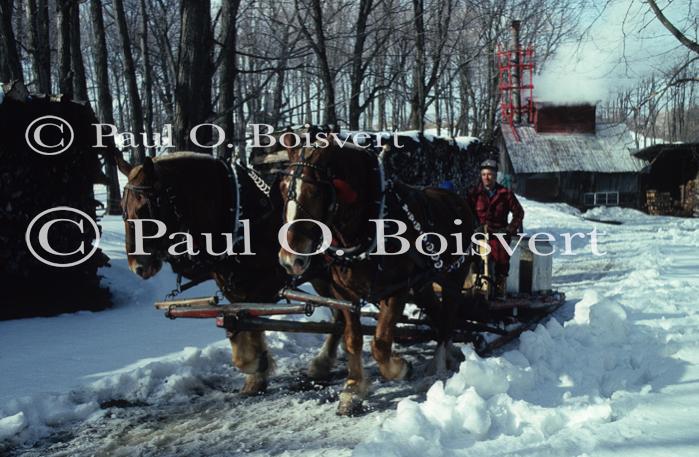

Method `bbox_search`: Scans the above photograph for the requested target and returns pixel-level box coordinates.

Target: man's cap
[480,159,498,171]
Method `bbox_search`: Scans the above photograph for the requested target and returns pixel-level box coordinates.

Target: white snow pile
[0,341,234,444]
[355,288,676,456]
[355,199,699,456]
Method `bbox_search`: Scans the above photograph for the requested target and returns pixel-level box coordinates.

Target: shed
[633,143,699,217]
[497,103,646,208]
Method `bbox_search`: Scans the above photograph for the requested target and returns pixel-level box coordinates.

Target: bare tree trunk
[90,0,121,215]
[174,0,214,153]
[114,0,145,164]
[348,0,373,130]
[35,0,49,91]
[218,0,240,160]
[140,0,154,156]
[408,0,426,131]
[113,59,125,130]
[56,0,72,96]
[235,74,246,163]
[296,0,337,125]
[25,0,50,92]
[304,57,313,125]
[269,27,289,129]
[378,63,386,130]
[69,2,88,101]
[0,0,23,83]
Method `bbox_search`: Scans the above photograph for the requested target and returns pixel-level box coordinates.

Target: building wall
[512,171,640,209]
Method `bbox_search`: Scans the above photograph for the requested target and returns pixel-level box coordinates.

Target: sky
[534,0,698,103]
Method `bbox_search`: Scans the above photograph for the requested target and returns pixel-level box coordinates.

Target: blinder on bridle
[122,182,159,221]
[280,141,388,262]
[281,147,340,231]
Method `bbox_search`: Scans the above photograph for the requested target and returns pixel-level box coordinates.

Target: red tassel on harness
[332,178,358,204]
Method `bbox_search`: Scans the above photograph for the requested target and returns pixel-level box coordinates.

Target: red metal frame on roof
[496,46,535,142]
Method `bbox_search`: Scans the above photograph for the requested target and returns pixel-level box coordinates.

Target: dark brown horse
[118,152,342,394]
[278,136,477,414]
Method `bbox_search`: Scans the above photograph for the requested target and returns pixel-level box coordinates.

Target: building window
[583,191,620,206]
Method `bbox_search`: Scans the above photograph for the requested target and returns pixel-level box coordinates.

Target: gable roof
[502,122,646,174]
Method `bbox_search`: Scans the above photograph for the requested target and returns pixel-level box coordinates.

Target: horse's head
[121,157,165,279]
[278,131,365,276]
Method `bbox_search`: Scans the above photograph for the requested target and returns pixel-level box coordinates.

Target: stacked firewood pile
[645,190,673,215]
[0,82,111,319]
[681,179,698,217]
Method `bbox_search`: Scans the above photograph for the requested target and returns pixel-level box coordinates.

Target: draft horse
[278,135,477,415]
[117,151,342,394]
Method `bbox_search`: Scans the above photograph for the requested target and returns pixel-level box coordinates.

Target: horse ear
[142,156,156,181]
[332,178,358,204]
[108,145,133,176]
[116,156,133,176]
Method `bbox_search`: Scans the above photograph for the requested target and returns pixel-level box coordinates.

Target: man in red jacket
[466,159,524,298]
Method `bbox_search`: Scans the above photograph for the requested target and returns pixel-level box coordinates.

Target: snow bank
[582,205,650,222]
[355,289,678,456]
[0,342,232,444]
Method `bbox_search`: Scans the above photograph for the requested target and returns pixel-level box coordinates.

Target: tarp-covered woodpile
[251,128,489,197]
[0,83,111,320]
[380,131,487,196]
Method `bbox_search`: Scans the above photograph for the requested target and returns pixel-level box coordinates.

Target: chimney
[534,102,596,133]
[510,20,522,124]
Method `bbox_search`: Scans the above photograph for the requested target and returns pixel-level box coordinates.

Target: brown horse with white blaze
[278,135,477,415]
[117,151,343,394]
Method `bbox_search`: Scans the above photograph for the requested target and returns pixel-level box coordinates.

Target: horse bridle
[282,147,340,237]
[281,144,387,263]
[122,183,159,221]
[121,158,242,258]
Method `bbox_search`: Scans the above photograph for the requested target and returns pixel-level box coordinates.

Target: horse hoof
[336,392,364,416]
[240,376,267,396]
[307,356,334,381]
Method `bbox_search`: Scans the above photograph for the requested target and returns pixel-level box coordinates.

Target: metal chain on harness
[245,165,271,196]
[166,274,183,300]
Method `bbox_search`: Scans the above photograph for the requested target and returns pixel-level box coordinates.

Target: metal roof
[502,122,646,174]
[632,143,699,161]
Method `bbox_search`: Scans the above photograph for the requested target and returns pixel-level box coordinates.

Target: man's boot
[495,274,508,301]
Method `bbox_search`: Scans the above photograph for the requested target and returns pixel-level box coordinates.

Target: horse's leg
[435,277,467,373]
[337,307,367,416]
[372,293,410,380]
[308,308,344,380]
[229,330,275,395]
[307,279,344,380]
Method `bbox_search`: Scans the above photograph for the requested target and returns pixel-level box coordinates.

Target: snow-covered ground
[1,188,698,456]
